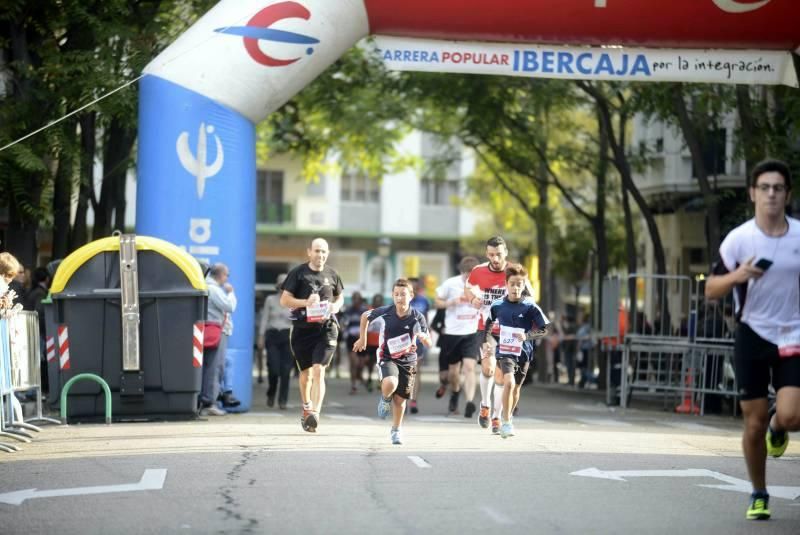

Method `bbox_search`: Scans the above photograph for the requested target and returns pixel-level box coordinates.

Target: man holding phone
[705,159,800,521]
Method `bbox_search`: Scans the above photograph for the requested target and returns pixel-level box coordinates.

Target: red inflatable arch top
[364,0,800,51]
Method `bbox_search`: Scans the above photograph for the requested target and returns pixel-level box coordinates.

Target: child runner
[481,263,550,438]
[353,279,432,445]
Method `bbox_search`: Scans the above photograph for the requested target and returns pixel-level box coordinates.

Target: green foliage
[0,0,215,259]
[260,44,413,181]
[552,220,594,286]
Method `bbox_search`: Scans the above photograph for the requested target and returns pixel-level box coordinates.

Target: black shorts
[440,333,481,366]
[346,334,360,353]
[378,359,417,399]
[498,356,530,384]
[290,321,339,371]
[734,322,800,400]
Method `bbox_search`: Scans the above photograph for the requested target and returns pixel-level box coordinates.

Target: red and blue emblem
[215,2,319,67]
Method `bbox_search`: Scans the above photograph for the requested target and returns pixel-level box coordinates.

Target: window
[256,170,289,224]
[420,179,460,206]
[693,128,726,177]
[341,173,380,203]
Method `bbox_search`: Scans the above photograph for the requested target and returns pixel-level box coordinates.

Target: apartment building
[630,113,746,279]
[254,131,480,297]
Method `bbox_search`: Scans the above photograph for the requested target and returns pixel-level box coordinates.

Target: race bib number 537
[498,326,524,356]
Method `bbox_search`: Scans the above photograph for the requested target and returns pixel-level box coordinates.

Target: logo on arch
[712,0,772,13]
[214,1,319,67]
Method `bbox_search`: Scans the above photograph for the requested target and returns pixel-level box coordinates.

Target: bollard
[60,373,112,425]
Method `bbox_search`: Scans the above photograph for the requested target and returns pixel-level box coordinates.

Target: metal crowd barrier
[0,312,61,454]
[602,274,738,416]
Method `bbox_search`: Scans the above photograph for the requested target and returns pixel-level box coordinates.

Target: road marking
[327,401,344,408]
[0,469,167,506]
[325,414,372,422]
[480,506,514,525]
[576,418,632,427]
[663,421,725,433]
[571,467,800,500]
[570,403,611,412]
[407,456,431,469]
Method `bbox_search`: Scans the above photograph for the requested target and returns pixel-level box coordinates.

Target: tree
[0,0,217,265]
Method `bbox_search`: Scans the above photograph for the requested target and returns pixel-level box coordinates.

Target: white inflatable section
[144,0,370,123]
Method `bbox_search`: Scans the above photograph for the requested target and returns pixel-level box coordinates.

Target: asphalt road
[1,367,799,534]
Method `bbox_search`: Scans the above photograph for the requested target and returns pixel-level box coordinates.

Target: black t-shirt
[367,304,429,364]
[281,263,344,325]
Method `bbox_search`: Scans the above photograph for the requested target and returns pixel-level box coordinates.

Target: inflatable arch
[136,0,800,411]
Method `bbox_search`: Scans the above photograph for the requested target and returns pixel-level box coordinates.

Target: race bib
[305,301,329,323]
[387,333,412,357]
[498,326,524,356]
[778,326,800,358]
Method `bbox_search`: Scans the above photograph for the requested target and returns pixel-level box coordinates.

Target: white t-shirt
[718,217,800,345]
[435,275,480,336]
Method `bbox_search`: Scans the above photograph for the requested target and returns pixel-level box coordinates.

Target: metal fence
[0,311,60,453]
[602,274,737,416]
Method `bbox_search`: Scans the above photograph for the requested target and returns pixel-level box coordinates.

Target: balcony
[257,203,293,226]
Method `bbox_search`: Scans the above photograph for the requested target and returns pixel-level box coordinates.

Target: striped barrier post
[193,322,204,368]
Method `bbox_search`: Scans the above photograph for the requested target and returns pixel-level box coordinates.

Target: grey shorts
[498,356,530,384]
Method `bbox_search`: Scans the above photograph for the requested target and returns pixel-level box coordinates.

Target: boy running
[353,279,432,445]
[482,263,550,438]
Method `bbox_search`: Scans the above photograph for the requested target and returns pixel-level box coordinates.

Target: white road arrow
[571,468,800,500]
[0,469,167,506]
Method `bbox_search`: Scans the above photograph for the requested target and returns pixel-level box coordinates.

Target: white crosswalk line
[570,403,612,412]
[480,506,514,525]
[663,421,725,433]
[577,418,632,427]
[408,456,431,468]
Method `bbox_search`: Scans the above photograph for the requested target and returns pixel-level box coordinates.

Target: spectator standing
[257,273,293,409]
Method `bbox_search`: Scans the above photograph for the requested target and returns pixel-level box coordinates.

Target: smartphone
[755,258,773,271]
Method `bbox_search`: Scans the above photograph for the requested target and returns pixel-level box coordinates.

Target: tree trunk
[72,112,96,250]
[536,170,551,312]
[94,118,135,240]
[736,85,761,176]
[51,126,75,260]
[621,182,637,328]
[593,107,611,326]
[594,107,610,283]
[670,84,721,264]
[5,196,40,268]
[580,82,668,277]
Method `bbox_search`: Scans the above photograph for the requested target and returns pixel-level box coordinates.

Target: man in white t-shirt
[434,256,481,417]
[705,159,800,521]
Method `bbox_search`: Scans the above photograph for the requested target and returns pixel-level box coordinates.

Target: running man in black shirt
[280,238,344,433]
[353,278,431,445]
